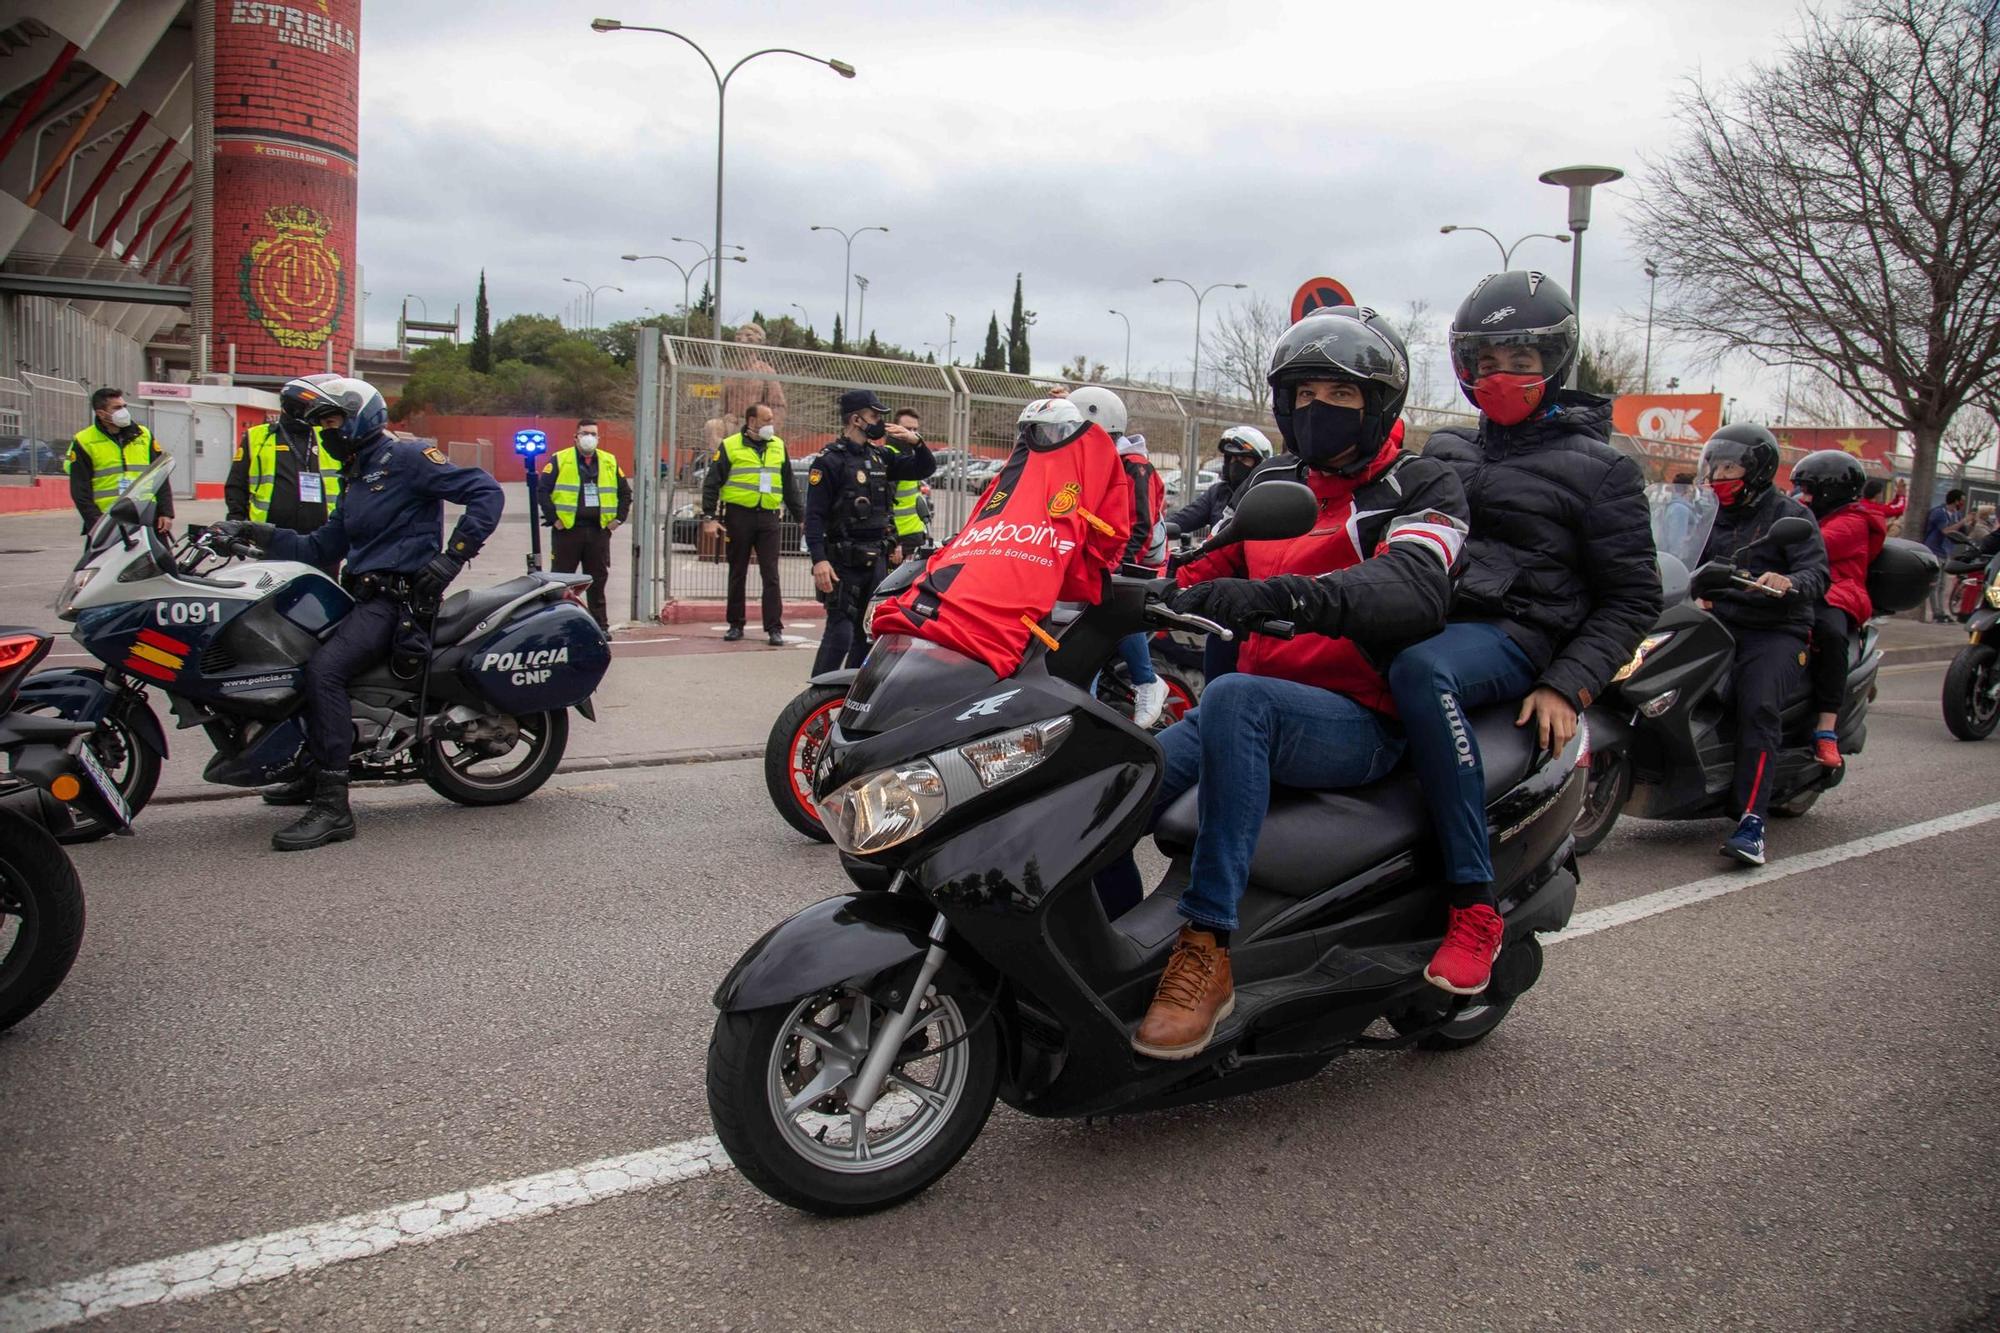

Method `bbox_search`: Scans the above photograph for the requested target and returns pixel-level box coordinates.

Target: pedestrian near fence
[537,420,630,631]
[702,402,803,645]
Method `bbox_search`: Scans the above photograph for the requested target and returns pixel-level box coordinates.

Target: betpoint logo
[1636,406,1706,442]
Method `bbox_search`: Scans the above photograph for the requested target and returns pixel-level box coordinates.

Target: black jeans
[302,596,398,770]
[551,522,613,629]
[1729,627,1808,820]
[812,554,884,674]
[723,505,784,633]
[1807,604,1854,715]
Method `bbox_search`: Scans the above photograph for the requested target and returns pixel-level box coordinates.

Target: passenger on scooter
[1694,424,1829,866]
[1394,272,1661,995]
[1108,307,1472,1060]
[1791,451,1884,772]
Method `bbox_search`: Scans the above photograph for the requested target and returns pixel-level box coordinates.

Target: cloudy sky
[357,0,1810,413]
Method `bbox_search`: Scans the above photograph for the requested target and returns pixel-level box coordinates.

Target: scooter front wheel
[1942,644,1999,741]
[763,685,844,841]
[707,976,1000,1216]
[1570,748,1631,857]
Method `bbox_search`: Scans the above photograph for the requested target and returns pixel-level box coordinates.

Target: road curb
[148,743,765,807]
[1880,643,1961,667]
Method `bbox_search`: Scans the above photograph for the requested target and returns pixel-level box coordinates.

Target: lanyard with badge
[299,470,324,504]
[580,442,601,508]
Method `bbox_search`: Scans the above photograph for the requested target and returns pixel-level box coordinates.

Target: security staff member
[210,376,503,853]
[226,376,343,540]
[887,406,929,552]
[67,386,174,537]
[805,388,934,673]
[700,402,802,645]
[537,419,629,631]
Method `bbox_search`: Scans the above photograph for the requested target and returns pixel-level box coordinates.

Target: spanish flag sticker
[123,628,187,682]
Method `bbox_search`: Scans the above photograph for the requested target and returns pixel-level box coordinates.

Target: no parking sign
[1291,277,1356,322]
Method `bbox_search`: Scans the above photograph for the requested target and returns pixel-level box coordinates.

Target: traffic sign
[1291,277,1356,323]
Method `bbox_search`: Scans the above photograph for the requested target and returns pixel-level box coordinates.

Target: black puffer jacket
[1423,392,1662,708]
[1699,487,1829,638]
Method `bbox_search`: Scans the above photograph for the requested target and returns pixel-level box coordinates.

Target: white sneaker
[1131,678,1170,729]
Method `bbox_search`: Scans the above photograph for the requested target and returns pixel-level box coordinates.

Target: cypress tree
[1006,273,1033,374]
[469,270,492,373]
[980,313,1004,370]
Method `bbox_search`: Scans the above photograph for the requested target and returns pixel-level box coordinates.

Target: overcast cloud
[357,0,1809,412]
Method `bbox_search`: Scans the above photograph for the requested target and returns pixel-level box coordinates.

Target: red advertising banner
[1612,393,1725,445]
[1773,425,1901,469]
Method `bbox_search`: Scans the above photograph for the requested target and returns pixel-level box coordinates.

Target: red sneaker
[1425,904,1505,995]
[1812,732,1843,769]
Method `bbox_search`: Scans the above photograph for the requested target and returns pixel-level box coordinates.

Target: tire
[1390,937,1540,1051]
[764,686,844,842]
[31,701,161,845]
[1771,787,1821,818]
[422,708,568,805]
[1942,644,2000,741]
[1570,748,1632,857]
[0,807,86,1031]
[706,971,1000,1216]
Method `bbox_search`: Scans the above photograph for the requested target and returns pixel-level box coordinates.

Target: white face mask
[577,434,598,452]
[753,424,776,442]
[109,407,134,429]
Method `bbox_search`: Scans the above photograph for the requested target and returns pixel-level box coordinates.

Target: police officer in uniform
[225,376,344,558]
[805,388,934,673]
[537,419,629,631]
[67,386,174,538]
[210,377,504,852]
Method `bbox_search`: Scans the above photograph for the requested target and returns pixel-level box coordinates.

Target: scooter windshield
[81,454,177,560]
[1647,482,1717,571]
[841,634,1000,736]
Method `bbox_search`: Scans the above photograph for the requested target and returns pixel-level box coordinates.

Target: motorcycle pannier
[1866,537,1940,615]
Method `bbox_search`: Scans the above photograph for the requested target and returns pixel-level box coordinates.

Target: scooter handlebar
[1144,603,1234,642]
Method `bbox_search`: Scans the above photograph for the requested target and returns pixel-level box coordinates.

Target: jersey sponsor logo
[952,517,1076,558]
[1047,482,1081,517]
[422,446,449,465]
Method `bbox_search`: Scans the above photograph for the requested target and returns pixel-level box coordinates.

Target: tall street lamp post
[853,274,869,340]
[944,312,956,366]
[808,223,888,332]
[1437,224,1571,268]
[1153,276,1247,487]
[561,278,623,329]
[624,252,745,336]
[1537,164,1625,387]
[1642,258,1660,394]
[592,18,854,330]
[1107,308,1131,384]
[558,278,587,329]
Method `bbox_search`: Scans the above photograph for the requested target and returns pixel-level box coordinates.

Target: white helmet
[1217,425,1274,459]
[1017,396,1089,450]
[1068,385,1128,437]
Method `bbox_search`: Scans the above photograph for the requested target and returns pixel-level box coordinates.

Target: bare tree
[1941,404,1997,482]
[1576,327,1646,397]
[1203,294,1287,404]
[1060,354,1110,383]
[1634,0,2000,515]
[1397,298,1456,411]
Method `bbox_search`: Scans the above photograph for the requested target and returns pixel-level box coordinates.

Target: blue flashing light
[512,429,549,456]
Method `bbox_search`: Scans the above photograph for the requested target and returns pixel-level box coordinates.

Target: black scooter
[709,482,1586,1216]
[1940,539,2000,740]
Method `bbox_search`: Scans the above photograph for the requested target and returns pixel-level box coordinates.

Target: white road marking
[8,799,2000,1329]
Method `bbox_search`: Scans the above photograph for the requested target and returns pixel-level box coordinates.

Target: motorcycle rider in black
[1694,424,1829,866]
[1166,426,1274,683]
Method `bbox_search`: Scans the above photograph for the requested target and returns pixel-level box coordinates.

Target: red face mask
[1707,477,1746,507]
[1472,373,1549,427]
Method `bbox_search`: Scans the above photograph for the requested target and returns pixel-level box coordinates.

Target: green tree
[831,313,845,352]
[1005,273,1034,375]
[980,313,1004,371]
[491,313,566,365]
[469,270,492,373]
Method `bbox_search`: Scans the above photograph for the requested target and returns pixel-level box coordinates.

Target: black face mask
[1223,457,1256,487]
[1290,401,1370,473]
[860,420,887,441]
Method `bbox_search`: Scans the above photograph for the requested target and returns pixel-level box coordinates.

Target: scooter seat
[1152,704,1539,899]
[433,576,550,644]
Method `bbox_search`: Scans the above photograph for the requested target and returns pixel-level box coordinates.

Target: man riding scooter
[1099,307,1471,1060]
[1694,424,1828,865]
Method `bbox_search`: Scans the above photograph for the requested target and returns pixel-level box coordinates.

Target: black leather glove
[1170,577,1298,630]
[410,552,464,615]
[207,519,275,551]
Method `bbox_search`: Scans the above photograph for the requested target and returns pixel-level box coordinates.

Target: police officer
[805,388,934,673]
[887,406,930,553]
[210,377,504,852]
[537,418,629,631]
[701,402,802,645]
[67,387,174,538]
[226,376,343,549]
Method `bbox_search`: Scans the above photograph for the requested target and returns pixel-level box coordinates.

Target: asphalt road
[2,662,1997,1331]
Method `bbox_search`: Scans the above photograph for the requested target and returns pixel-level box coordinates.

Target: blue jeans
[1095,674,1403,931]
[1117,632,1158,685]
[1386,622,1537,890]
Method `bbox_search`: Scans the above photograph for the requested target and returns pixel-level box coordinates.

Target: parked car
[0,437,64,477]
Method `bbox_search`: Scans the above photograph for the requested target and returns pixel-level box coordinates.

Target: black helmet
[1448,270,1579,410]
[1791,449,1867,517]
[1267,307,1409,471]
[1697,422,1782,506]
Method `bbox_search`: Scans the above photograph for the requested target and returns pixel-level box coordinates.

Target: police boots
[271,770,356,852]
[260,770,316,806]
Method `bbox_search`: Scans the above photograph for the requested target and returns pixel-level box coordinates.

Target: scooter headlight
[1612,631,1675,683]
[818,762,949,855]
[54,566,99,620]
[956,717,1072,789]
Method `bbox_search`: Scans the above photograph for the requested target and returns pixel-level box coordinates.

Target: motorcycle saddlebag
[454,603,611,715]
[1867,538,1941,615]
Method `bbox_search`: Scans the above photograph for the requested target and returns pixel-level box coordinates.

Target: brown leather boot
[1131,925,1234,1060]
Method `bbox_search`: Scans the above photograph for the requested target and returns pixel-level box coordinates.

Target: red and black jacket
[1819,500,1886,626]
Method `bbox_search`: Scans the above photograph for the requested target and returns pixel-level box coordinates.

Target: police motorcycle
[1940,535,2000,740]
[1571,484,1933,854]
[709,481,1586,1215]
[0,626,129,1030]
[22,456,609,839]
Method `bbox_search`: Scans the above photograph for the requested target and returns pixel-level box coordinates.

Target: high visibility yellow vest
[66,423,155,512]
[718,432,787,510]
[244,422,343,523]
[548,446,622,528]
[891,479,924,536]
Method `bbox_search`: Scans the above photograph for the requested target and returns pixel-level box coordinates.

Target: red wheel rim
[1163,679,1195,722]
[787,697,844,823]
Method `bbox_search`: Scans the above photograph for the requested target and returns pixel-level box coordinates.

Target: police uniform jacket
[268,438,503,576]
[803,435,934,565]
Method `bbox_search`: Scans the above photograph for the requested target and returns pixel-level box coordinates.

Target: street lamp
[1108,309,1132,384]
[592,18,855,330]
[562,277,623,329]
[944,312,957,366]
[558,278,587,329]
[1538,163,1626,386]
[623,252,745,336]
[1642,258,1660,394]
[853,274,869,339]
[1437,224,1570,268]
[809,223,888,332]
[788,301,811,333]
[1154,276,1247,484]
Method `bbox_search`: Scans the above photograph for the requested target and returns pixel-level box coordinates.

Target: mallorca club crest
[239,204,346,352]
[1048,482,1081,517]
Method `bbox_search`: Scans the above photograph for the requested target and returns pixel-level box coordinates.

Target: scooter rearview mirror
[1766,515,1816,546]
[1198,480,1317,555]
